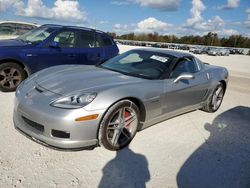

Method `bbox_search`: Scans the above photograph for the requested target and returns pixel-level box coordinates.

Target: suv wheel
[0,62,26,92]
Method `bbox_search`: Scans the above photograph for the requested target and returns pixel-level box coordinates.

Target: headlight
[50,93,97,109]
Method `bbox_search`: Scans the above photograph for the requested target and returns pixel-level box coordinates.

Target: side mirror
[49,41,59,48]
[174,73,194,83]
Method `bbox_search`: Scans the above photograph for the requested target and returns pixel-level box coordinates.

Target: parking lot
[0,45,250,188]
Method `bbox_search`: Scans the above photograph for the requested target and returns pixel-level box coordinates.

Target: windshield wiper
[98,65,131,75]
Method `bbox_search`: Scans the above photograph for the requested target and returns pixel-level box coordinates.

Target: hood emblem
[25,92,32,99]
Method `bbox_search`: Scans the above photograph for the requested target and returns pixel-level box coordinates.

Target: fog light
[75,114,99,122]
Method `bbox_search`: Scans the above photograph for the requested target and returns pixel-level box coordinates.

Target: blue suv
[0,24,119,92]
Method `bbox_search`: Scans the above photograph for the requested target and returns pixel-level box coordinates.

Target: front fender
[84,81,164,121]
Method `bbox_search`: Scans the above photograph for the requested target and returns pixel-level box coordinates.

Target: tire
[201,82,225,113]
[0,62,26,92]
[98,100,140,151]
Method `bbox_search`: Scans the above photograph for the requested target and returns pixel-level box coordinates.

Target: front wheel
[98,100,140,151]
[202,82,225,113]
[0,63,26,92]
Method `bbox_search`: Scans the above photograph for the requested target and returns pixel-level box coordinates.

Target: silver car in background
[218,49,230,56]
[0,21,38,40]
[208,48,220,56]
[13,49,228,151]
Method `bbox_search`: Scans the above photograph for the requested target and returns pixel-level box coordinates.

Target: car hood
[34,65,143,95]
[0,39,28,47]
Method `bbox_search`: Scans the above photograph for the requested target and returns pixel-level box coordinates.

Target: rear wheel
[0,63,26,92]
[202,82,225,113]
[99,100,140,151]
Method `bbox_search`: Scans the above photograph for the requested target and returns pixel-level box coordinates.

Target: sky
[0,0,250,37]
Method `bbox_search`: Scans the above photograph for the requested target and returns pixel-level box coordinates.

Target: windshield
[17,26,57,44]
[99,50,173,79]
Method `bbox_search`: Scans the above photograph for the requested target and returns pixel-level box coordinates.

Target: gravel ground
[0,45,250,188]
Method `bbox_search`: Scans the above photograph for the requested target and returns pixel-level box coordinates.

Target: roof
[135,48,193,58]
[41,24,106,34]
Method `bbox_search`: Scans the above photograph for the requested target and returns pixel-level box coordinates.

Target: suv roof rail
[41,24,108,35]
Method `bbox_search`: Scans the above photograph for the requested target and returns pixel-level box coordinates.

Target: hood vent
[35,85,45,93]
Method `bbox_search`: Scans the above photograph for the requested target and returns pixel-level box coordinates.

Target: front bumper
[13,88,106,150]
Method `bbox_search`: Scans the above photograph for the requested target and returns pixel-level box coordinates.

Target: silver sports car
[13,49,228,151]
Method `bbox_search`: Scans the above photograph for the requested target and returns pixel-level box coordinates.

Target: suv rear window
[97,35,113,47]
[102,37,113,46]
[76,31,95,48]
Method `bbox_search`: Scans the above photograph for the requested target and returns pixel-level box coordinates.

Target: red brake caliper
[124,110,131,128]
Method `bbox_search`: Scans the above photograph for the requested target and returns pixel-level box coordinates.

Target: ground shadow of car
[177,106,250,188]
[98,147,150,188]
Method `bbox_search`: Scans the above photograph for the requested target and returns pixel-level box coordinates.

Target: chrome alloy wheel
[0,67,22,90]
[211,84,224,111]
[106,106,138,147]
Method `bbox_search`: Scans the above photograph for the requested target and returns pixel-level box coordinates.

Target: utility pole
[234,36,237,47]
[211,32,215,46]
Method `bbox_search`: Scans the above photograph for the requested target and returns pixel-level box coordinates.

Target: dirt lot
[0,45,250,188]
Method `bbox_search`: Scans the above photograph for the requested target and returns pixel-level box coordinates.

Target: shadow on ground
[177,106,250,188]
[98,147,150,188]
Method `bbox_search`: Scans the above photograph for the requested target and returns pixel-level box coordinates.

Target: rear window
[97,35,114,47]
[103,37,113,46]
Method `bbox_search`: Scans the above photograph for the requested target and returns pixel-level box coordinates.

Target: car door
[74,30,104,65]
[33,30,78,71]
[163,57,209,114]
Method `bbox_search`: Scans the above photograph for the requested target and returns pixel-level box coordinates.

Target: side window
[0,23,16,35]
[75,31,95,48]
[170,59,198,78]
[194,57,203,70]
[96,34,104,47]
[54,31,75,48]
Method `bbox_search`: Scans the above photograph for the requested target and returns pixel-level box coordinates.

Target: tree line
[107,32,250,48]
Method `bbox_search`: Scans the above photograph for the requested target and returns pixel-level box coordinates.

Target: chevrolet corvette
[13,49,228,151]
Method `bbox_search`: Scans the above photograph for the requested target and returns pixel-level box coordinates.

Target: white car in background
[0,21,38,40]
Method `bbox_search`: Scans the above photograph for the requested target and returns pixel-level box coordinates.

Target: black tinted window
[54,31,75,48]
[103,37,113,46]
[76,31,95,48]
[170,59,198,78]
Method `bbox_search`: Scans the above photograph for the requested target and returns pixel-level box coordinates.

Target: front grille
[22,116,44,132]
